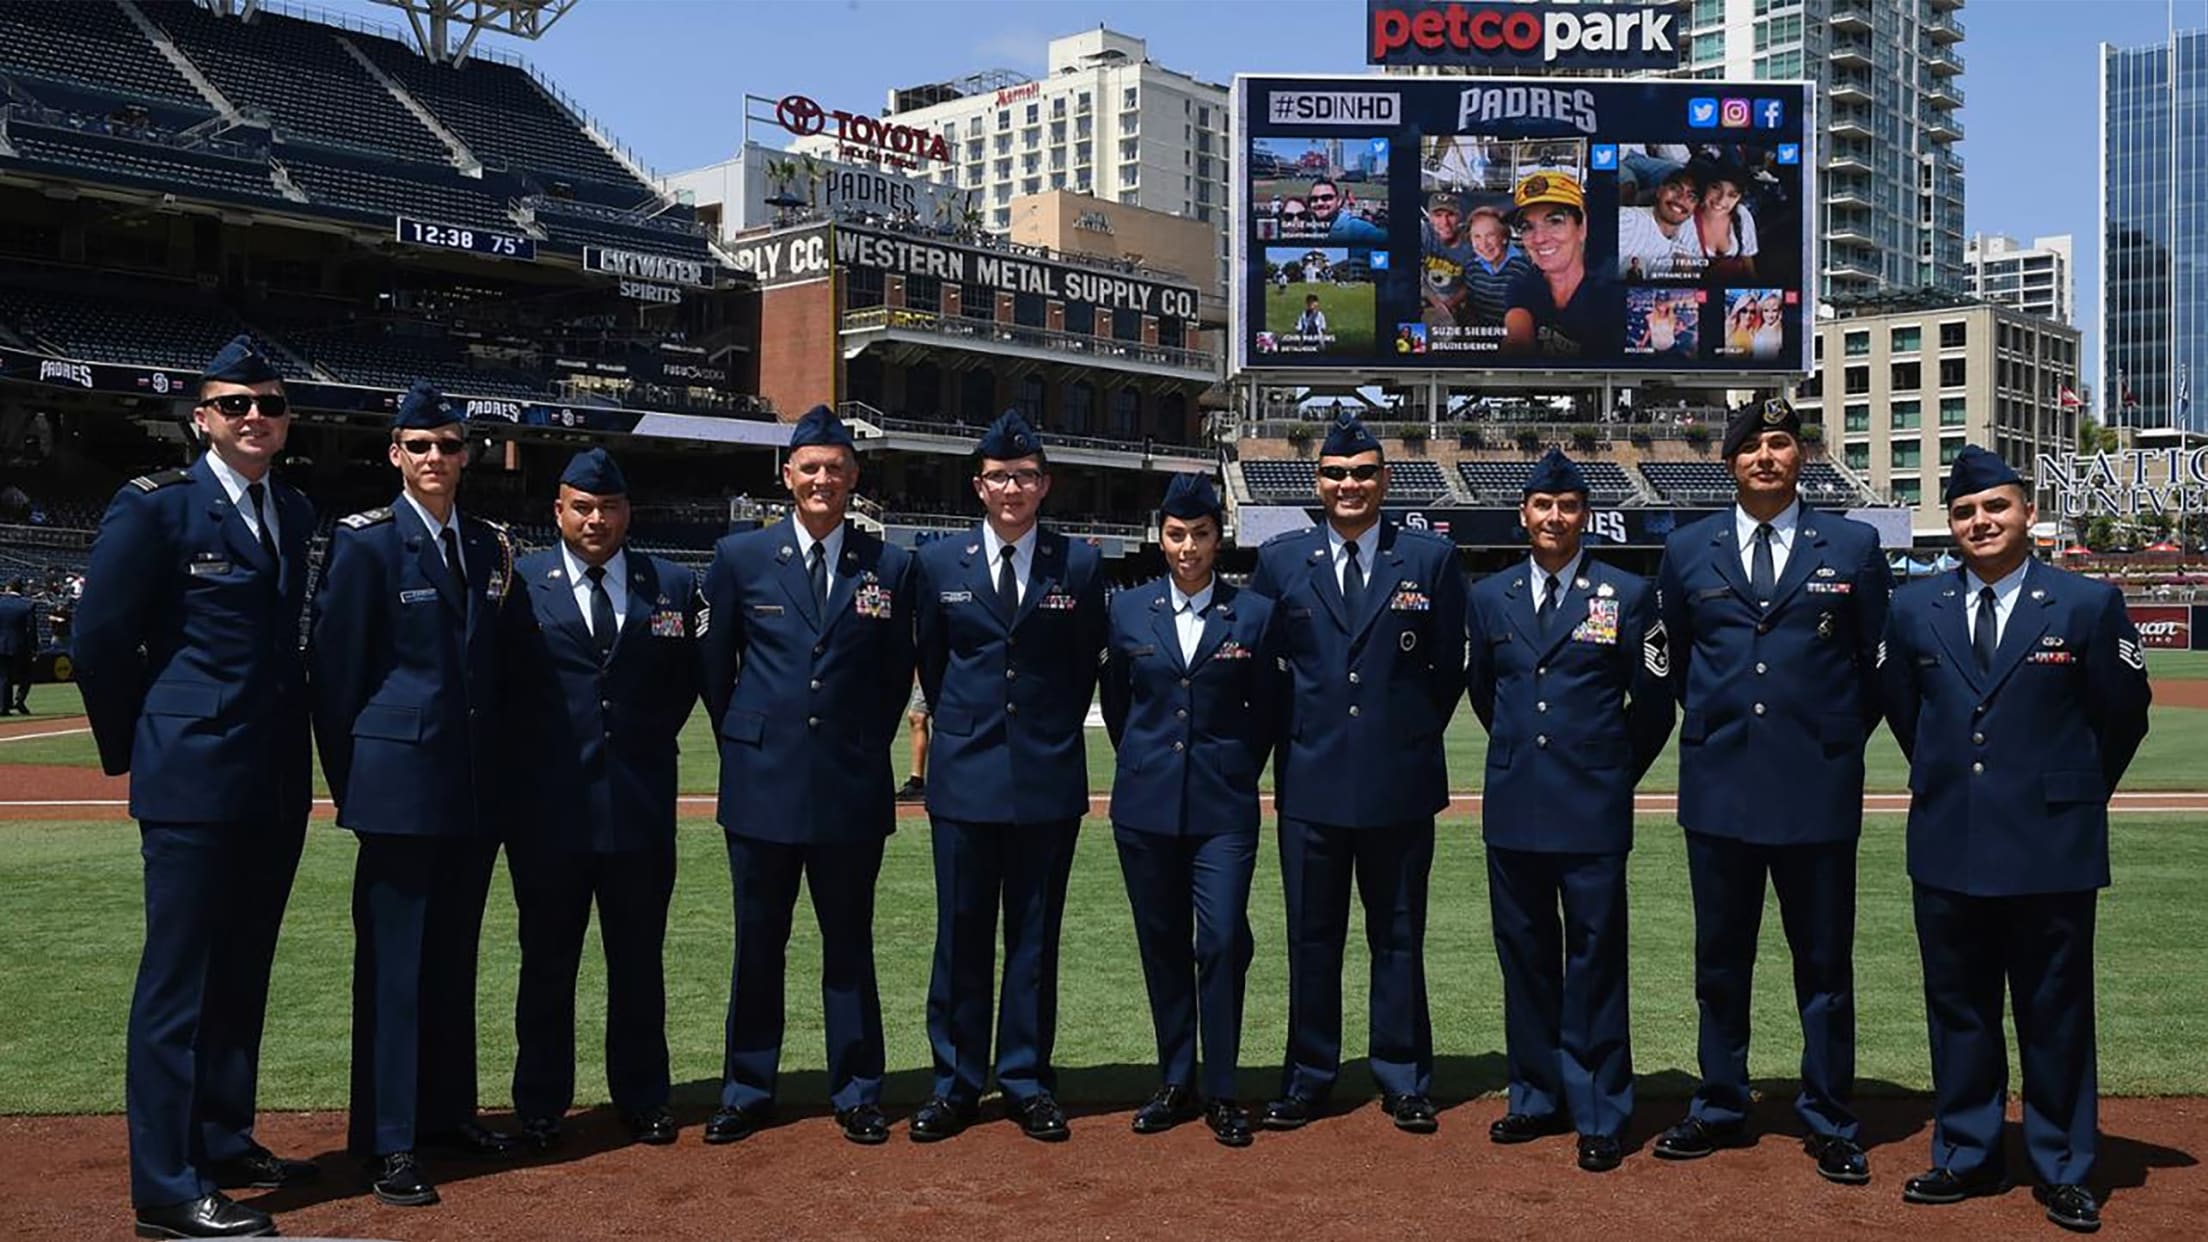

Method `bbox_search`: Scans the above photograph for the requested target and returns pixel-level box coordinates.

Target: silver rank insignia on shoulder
[546,567,564,579]
[1511,577,1524,590]
[1817,612,1835,640]
[1643,618,1670,678]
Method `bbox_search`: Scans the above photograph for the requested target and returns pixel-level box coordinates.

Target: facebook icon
[1754,98,1785,129]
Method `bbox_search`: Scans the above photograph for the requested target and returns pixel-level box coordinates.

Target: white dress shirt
[1963,559,2031,648]
[1734,498,1801,583]
[562,543,628,636]
[1170,576,1215,665]
[981,522,1038,604]
[1525,550,1586,613]
[1326,521,1381,594]
[793,519,846,606]
[399,491,464,578]
[202,450,278,550]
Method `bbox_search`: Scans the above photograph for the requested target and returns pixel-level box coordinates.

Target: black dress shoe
[208,1143,320,1189]
[366,1151,439,1208]
[2035,1184,2102,1233]
[1131,1085,1202,1134]
[835,1103,890,1146]
[1489,1112,1571,1145]
[1206,1099,1254,1148]
[133,1192,275,1238]
[422,1120,514,1158]
[518,1116,561,1152]
[1261,1096,1317,1131]
[1578,1134,1624,1173]
[624,1107,677,1146]
[1902,1165,2007,1205]
[1016,1093,1071,1142]
[1381,1093,1439,1134]
[908,1096,976,1143]
[1652,1116,1745,1160]
[1805,1133,1871,1185]
[703,1105,773,1145]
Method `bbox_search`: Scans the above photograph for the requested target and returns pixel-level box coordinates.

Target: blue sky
[317,0,2207,376]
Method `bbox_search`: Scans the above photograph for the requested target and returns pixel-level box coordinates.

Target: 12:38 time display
[394,216,537,261]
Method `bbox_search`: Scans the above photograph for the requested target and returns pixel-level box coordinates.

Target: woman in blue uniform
[1099,473,1282,1147]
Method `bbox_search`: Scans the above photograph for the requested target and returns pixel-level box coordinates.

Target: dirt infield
[2156,677,2208,710]
[4,1098,2202,1240]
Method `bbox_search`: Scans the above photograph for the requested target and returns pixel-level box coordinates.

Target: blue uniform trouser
[1114,825,1257,1101]
[509,839,676,1121]
[1683,830,1859,1139]
[925,816,1080,1107]
[719,833,887,1113]
[347,833,500,1157]
[1914,883,2098,1187]
[1486,846,1633,1139]
[1277,816,1436,1102]
[127,817,304,1207]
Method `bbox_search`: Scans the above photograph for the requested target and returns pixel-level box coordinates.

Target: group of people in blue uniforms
[79,335,2149,1239]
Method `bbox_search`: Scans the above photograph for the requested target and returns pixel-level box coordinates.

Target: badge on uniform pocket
[399,587,438,604]
[1389,587,1431,612]
[188,559,232,577]
[1572,598,1620,645]
[940,590,973,604]
[854,581,894,620]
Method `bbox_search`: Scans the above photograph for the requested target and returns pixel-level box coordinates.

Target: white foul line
[0,727,92,744]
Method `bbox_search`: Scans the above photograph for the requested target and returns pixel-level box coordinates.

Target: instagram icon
[1719,98,1751,128]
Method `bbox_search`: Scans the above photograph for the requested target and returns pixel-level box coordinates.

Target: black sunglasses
[198,393,289,418]
[399,437,467,457]
[1317,464,1383,482]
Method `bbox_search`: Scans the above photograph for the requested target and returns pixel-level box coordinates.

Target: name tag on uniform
[1128,643,1156,657]
[1390,588,1430,612]
[1693,585,1730,602]
[854,582,894,620]
[1215,640,1253,660]
[1039,590,1078,610]
[1572,598,1620,645]
[188,559,232,577]
[749,603,784,616]
[939,589,973,604]
[650,610,686,638]
[1805,580,1853,595]
[400,588,439,604]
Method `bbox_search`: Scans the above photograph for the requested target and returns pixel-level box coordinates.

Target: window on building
[1065,381,1094,434]
[1892,399,1921,429]
[1892,441,1921,469]
[1119,138,1138,161]
[1052,96,1066,118]
[905,274,941,314]
[995,158,1011,179]
[1022,176,1040,195]
[1076,141,1092,164]
[1078,116,1094,139]
[1938,437,1965,466]
[1844,331,1869,357]
[1939,358,1968,388]
[1025,103,1039,124]
[1891,326,1921,353]
[1016,373,1045,423]
[1120,165,1137,188]
[1939,397,1967,426]
[1891,403,1921,431]
[1122,87,1138,109]
[1892,361,1921,390]
[1113,387,1141,438]
[1844,365,1869,395]
[995,134,1011,154]
[1844,442,1870,471]
[1843,403,1870,433]
[1939,321,1967,349]
[844,264,884,310]
[1119,189,1139,205]
[1893,477,1922,505]
[1197,105,1211,127]
[997,110,1010,131]
[1076,91,1091,113]
[1050,172,1066,190]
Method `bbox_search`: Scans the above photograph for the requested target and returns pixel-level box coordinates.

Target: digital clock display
[394,216,537,260]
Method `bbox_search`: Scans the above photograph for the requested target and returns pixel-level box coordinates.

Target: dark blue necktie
[996,545,1019,619]
[1538,573,1560,632]
[810,542,829,611]
[1341,539,1364,617]
[586,564,616,662]
[1751,522,1775,605]
[1973,585,1998,674]
[246,481,278,569]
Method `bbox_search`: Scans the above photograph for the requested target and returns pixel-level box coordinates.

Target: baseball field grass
[1262,282,1376,355]
[4,811,2206,1116]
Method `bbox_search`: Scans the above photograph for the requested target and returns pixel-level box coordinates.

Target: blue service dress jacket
[1245,520,1467,828]
[1466,556,1674,853]
[701,519,916,843]
[1879,562,2152,895]
[74,457,316,824]
[1099,577,1284,836]
[913,526,1106,825]
[504,548,703,851]
[1655,507,1891,845]
[309,499,526,837]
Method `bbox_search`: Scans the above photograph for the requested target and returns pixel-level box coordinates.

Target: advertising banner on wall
[1232,75,1815,378]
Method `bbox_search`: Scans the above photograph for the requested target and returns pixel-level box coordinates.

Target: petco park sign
[1367,1,1681,69]
[2037,448,2208,518]
[776,93,949,169]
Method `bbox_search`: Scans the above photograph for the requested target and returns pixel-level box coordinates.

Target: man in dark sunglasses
[310,380,530,1209]
[1245,411,1467,1137]
[75,335,318,1239]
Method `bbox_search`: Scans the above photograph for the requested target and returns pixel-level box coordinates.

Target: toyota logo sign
[775,94,827,137]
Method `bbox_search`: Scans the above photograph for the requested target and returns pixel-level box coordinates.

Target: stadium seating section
[1458,459,1639,503]
[1240,460,1316,501]
[0,284,266,371]
[1385,460,1449,500]
[0,1,704,258]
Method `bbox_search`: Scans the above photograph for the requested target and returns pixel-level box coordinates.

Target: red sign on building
[2128,605,2194,649]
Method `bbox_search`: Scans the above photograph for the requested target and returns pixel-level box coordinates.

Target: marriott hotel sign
[2037,448,2208,517]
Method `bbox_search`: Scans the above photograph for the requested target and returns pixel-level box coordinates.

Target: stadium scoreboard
[1231,74,1815,379]
[395,216,538,261]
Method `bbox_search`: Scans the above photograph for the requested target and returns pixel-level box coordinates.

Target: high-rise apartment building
[822,29,1231,292]
[1676,0,1967,300]
[1965,233,2075,326]
[2102,31,2208,431]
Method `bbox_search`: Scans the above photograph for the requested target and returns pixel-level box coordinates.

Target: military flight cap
[559,446,627,495]
[1158,471,1222,523]
[392,380,457,431]
[788,403,856,451]
[1943,444,2024,504]
[1722,396,1802,458]
[977,407,1043,460]
[201,334,282,386]
[1523,447,1589,496]
[1320,410,1381,458]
